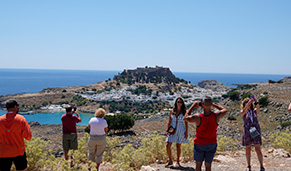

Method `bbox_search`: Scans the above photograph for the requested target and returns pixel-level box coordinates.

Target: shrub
[281,122,291,128]
[62,89,67,92]
[217,135,239,152]
[25,137,52,171]
[259,96,269,106]
[242,92,252,100]
[263,91,268,95]
[270,130,291,153]
[227,116,237,121]
[42,101,49,106]
[269,80,276,83]
[103,137,120,162]
[229,91,240,101]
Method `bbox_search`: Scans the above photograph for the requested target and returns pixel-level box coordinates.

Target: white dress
[166,114,189,144]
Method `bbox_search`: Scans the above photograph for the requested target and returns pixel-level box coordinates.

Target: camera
[73,107,77,111]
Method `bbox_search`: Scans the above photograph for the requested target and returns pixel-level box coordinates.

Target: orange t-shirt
[0,111,32,158]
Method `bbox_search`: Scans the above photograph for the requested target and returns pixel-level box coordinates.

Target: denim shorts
[194,143,217,163]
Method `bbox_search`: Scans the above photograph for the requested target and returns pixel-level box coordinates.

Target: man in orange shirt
[0,100,32,171]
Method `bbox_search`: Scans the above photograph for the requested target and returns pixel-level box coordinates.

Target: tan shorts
[62,134,78,151]
[88,134,106,163]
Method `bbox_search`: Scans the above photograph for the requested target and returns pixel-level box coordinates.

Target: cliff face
[113,66,187,84]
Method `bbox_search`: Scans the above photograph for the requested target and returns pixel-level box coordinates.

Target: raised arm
[240,99,253,117]
[75,109,81,123]
[212,103,228,122]
[254,101,260,114]
[184,101,201,125]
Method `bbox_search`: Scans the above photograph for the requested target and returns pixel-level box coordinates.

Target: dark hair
[202,96,212,107]
[173,97,186,115]
[6,100,19,109]
[66,106,72,112]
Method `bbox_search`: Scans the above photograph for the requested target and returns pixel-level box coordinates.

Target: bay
[0,110,92,126]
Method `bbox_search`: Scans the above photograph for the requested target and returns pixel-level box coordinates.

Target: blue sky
[0,0,290,74]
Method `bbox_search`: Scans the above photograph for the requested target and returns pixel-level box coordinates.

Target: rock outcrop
[279,76,291,83]
[198,80,232,92]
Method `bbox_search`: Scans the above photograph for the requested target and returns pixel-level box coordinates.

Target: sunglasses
[177,101,183,104]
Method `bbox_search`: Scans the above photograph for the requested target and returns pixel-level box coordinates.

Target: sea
[0,68,287,125]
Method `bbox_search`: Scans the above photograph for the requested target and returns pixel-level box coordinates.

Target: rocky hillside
[198,79,233,92]
[279,76,291,83]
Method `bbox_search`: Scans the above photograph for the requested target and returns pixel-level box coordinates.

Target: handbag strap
[174,113,178,129]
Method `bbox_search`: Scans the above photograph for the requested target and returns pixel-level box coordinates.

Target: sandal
[165,161,173,167]
[260,167,265,171]
[245,166,251,171]
[176,162,182,167]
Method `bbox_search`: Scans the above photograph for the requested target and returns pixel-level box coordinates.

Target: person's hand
[194,100,200,108]
[184,133,188,139]
[166,131,169,137]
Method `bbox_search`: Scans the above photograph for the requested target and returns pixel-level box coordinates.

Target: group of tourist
[1,96,291,171]
[166,96,265,171]
[0,101,108,171]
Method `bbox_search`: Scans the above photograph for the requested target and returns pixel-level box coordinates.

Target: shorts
[0,153,27,171]
[194,143,217,163]
[63,134,78,151]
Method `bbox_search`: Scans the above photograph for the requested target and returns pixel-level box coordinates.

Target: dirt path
[144,149,291,171]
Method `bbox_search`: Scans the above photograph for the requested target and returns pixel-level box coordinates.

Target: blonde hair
[241,98,254,110]
[95,108,106,118]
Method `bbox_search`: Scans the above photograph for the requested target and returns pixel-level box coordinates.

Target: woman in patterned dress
[165,97,189,167]
[241,97,265,171]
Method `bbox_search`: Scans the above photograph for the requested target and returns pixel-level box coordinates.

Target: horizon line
[0,67,289,76]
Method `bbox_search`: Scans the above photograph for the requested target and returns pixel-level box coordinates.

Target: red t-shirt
[0,112,32,157]
[61,114,81,134]
[194,112,218,145]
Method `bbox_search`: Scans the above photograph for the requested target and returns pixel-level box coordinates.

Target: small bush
[217,135,239,152]
[242,92,252,100]
[281,122,291,128]
[259,96,269,106]
[263,91,268,95]
[62,89,67,92]
[42,101,49,106]
[227,116,237,121]
[229,91,240,101]
[270,130,291,153]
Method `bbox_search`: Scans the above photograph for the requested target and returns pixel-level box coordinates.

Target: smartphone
[74,107,77,111]
[251,95,256,101]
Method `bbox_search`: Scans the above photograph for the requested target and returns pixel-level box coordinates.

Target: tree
[104,114,134,132]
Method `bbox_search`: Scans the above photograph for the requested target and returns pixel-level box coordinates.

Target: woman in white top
[87,108,108,171]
